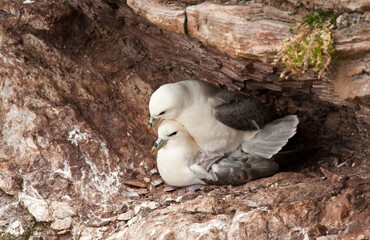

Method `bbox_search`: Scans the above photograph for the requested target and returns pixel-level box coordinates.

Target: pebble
[316,237,329,240]
[51,217,72,231]
[137,167,146,176]
[164,186,177,192]
[150,168,158,175]
[151,178,164,187]
[124,180,147,188]
[20,194,51,222]
[51,201,75,219]
[327,228,339,235]
[136,188,149,195]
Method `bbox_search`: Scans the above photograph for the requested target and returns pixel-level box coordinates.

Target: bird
[149,80,299,159]
[151,120,280,187]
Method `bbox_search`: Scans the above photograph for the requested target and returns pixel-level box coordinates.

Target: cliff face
[0,0,369,239]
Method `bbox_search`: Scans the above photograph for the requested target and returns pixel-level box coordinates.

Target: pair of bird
[148,80,299,187]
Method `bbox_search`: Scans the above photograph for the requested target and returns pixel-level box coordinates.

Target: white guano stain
[54,160,73,179]
[68,126,90,146]
[68,125,121,202]
[80,151,121,202]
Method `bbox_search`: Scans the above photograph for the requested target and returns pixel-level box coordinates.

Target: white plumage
[152,120,280,187]
[149,80,299,158]
[153,120,205,186]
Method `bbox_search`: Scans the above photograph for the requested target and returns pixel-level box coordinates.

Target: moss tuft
[273,10,338,78]
[302,10,338,28]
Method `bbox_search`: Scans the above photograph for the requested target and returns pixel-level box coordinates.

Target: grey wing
[213,91,275,131]
[201,155,279,186]
[197,151,225,172]
[241,115,299,159]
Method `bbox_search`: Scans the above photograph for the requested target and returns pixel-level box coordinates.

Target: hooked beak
[148,117,162,130]
[151,138,165,155]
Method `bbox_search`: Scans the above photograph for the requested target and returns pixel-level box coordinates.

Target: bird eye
[168,131,177,137]
[159,111,165,116]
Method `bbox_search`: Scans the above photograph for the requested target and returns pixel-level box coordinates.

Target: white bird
[151,120,279,187]
[149,80,299,158]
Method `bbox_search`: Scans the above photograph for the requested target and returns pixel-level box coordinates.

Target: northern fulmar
[151,120,281,186]
[149,80,299,159]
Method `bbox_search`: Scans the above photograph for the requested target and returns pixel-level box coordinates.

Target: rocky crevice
[0,0,369,239]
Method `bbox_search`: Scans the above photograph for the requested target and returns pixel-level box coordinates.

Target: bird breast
[157,147,202,187]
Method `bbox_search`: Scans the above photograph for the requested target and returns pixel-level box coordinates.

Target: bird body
[175,93,250,153]
[155,127,204,186]
[153,120,279,187]
[149,80,298,158]
[150,80,268,153]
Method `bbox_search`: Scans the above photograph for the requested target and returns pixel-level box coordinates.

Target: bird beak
[148,117,162,130]
[151,138,165,155]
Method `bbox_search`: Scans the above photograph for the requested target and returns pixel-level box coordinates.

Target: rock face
[127,0,186,34]
[285,0,370,13]
[187,2,295,61]
[0,0,369,239]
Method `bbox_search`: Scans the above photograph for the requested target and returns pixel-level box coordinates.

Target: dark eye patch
[168,131,177,137]
[159,111,165,116]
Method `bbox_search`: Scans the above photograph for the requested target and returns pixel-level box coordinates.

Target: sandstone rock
[127,0,186,34]
[116,209,231,239]
[51,201,76,219]
[151,178,164,187]
[0,0,368,239]
[0,191,35,239]
[332,12,370,103]
[334,15,370,56]
[316,236,330,240]
[79,226,109,240]
[50,217,73,231]
[134,201,159,215]
[321,194,354,228]
[5,220,26,238]
[285,0,370,13]
[124,179,147,188]
[19,194,51,222]
[187,2,295,62]
[149,168,158,175]
[334,53,370,103]
[164,185,178,192]
[0,163,22,195]
[117,210,135,221]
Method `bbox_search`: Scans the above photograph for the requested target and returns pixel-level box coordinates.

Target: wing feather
[213,92,275,131]
[198,155,279,186]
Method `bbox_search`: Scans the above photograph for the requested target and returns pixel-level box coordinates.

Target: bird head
[151,120,192,154]
[148,83,189,130]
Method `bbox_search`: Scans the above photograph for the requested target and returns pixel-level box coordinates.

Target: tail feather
[242,115,299,159]
[244,156,279,179]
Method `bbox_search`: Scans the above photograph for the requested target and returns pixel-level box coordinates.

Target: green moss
[273,10,338,78]
[302,10,338,28]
